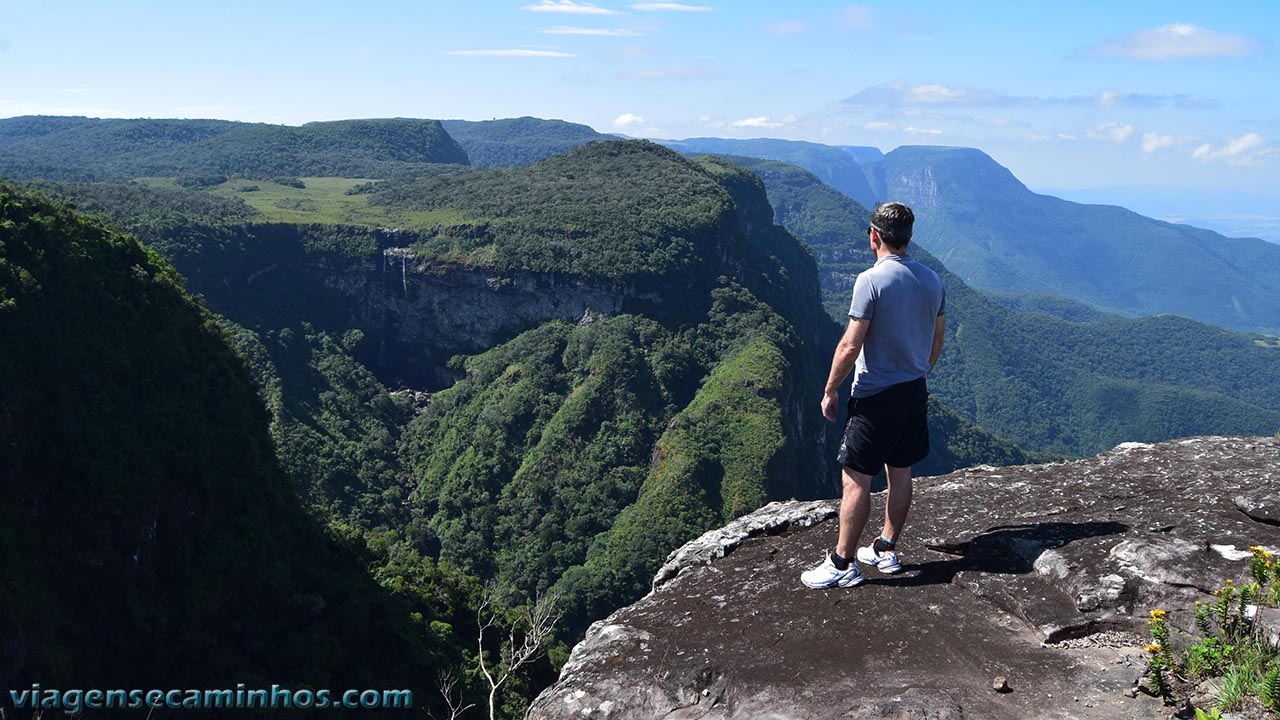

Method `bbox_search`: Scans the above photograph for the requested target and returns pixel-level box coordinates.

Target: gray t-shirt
[848,253,945,398]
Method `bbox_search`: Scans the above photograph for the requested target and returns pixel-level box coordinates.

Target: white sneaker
[801,551,865,589]
[857,543,902,574]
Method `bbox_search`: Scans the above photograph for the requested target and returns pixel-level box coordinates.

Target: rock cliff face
[180,225,663,389]
[529,436,1280,719]
[309,245,648,387]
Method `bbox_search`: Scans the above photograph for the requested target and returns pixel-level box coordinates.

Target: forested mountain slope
[0,185,521,715]
[271,142,841,632]
[27,142,861,639]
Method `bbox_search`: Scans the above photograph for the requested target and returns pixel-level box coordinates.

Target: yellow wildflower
[1149,609,1167,618]
[1144,644,1162,653]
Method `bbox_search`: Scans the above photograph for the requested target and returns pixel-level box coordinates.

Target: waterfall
[401,254,408,301]
[378,247,387,368]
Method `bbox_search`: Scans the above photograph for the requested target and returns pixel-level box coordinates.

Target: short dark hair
[871,202,914,249]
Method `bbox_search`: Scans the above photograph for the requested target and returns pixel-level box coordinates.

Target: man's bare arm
[929,314,945,371]
[821,317,870,422]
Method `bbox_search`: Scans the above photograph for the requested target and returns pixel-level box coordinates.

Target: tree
[476,583,561,720]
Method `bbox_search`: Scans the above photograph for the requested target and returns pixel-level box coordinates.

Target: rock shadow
[876,521,1130,587]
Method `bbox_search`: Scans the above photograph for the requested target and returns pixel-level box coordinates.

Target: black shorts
[836,378,930,475]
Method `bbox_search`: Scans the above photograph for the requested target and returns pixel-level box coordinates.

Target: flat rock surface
[529,436,1280,719]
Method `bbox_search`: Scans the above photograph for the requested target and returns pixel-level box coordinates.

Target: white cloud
[732,115,794,129]
[541,26,643,36]
[763,20,806,36]
[839,5,874,29]
[842,82,1215,110]
[522,0,620,15]
[1086,123,1136,143]
[613,113,647,128]
[1141,132,1194,154]
[843,81,1006,107]
[1022,133,1080,143]
[904,84,971,104]
[629,65,713,79]
[630,2,713,11]
[618,46,656,59]
[1094,90,1122,108]
[446,49,575,57]
[904,126,943,136]
[1192,133,1278,165]
[862,121,896,131]
[1087,23,1260,60]
[698,115,727,129]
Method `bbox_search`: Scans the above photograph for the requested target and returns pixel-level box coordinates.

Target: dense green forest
[303,142,840,633]
[0,184,568,717]
[722,154,1280,456]
[1,143,851,713]
[441,117,610,168]
[0,116,469,180]
[360,142,753,288]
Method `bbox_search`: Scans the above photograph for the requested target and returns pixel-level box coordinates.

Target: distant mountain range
[659,137,881,211]
[441,117,607,168]
[0,116,468,180]
[867,146,1280,334]
[1041,185,1280,246]
[656,135,1280,336]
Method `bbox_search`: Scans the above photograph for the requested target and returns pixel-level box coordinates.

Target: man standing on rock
[802,201,946,589]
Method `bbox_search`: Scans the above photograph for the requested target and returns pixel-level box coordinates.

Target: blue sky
[2,0,1278,206]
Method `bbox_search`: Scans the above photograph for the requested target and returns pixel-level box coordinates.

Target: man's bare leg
[880,464,913,543]
[835,467,873,559]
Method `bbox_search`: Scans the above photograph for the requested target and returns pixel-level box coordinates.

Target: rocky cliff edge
[529,436,1280,719]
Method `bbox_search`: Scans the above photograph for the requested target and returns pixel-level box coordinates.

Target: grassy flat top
[134,176,466,229]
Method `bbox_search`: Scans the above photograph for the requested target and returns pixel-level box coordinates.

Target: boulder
[529,436,1280,719]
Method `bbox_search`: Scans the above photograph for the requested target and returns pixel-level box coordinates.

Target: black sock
[873,536,896,554]
[831,549,850,570]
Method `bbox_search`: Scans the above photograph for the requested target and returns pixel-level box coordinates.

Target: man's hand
[822,389,840,423]
[821,318,869,423]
